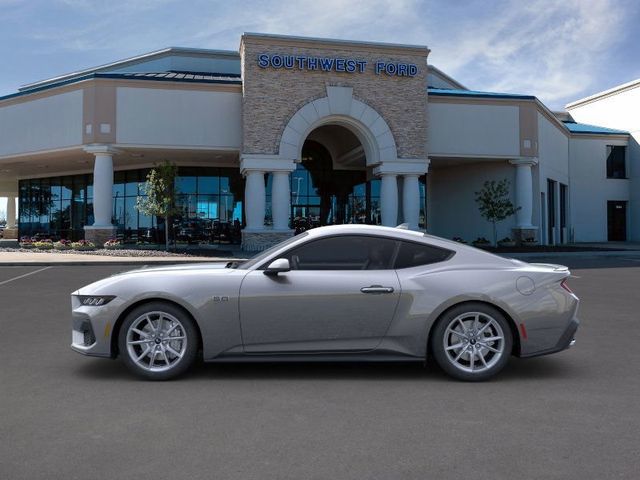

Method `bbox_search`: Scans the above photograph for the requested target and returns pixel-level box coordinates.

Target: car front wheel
[118,302,198,380]
[432,303,513,381]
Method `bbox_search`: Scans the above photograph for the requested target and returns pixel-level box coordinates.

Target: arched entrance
[288,124,382,233]
[240,86,429,250]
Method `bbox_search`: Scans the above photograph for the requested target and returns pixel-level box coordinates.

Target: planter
[498,241,516,248]
[472,242,491,248]
[54,245,72,251]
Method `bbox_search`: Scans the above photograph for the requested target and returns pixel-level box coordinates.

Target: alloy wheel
[125,311,188,372]
[442,311,506,373]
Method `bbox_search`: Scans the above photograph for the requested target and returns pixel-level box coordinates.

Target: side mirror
[264,258,291,276]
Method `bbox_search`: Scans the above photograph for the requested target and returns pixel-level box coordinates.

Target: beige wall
[116,87,242,148]
[0,90,83,157]
[240,35,428,159]
[428,102,520,157]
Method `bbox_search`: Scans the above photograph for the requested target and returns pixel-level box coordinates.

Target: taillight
[560,278,573,294]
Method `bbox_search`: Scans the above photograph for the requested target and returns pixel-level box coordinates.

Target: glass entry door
[290,141,380,233]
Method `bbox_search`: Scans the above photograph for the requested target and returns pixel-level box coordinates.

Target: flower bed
[70,240,96,251]
[54,239,73,250]
[33,240,54,250]
[104,239,123,249]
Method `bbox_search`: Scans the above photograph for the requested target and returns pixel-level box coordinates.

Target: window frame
[393,238,456,269]
[256,233,455,271]
[265,234,401,271]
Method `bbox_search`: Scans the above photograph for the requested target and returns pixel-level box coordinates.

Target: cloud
[427,0,633,107]
[1,0,637,109]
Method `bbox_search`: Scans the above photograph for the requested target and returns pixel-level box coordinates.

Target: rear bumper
[520,316,579,358]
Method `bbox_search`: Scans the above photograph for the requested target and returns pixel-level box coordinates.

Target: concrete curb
[503,250,640,259]
[0,260,231,266]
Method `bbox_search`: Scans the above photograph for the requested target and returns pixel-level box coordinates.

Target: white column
[380,174,398,227]
[510,158,538,228]
[402,174,420,230]
[271,171,290,230]
[91,152,114,227]
[6,195,16,229]
[244,170,266,230]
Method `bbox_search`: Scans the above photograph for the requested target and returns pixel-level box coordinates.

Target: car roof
[305,224,426,240]
[301,225,514,265]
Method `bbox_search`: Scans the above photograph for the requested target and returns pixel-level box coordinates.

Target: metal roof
[562,121,629,135]
[110,71,241,82]
[428,87,535,100]
[19,47,240,92]
[0,71,242,103]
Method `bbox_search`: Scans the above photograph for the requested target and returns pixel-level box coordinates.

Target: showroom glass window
[18,167,244,244]
[606,146,626,179]
[172,167,244,245]
[18,174,92,241]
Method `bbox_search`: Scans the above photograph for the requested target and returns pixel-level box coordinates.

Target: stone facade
[240,34,429,160]
[2,228,18,239]
[83,227,117,247]
[242,230,294,252]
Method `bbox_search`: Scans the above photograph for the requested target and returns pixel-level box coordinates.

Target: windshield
[234,232,309,270]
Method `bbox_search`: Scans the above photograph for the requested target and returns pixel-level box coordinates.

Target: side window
[284,235,398,271]
[606,145,626,179]
[394,241,453,269]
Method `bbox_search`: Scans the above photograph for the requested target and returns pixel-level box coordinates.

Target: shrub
[472,237,491,245]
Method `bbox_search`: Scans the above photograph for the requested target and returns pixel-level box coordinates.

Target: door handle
[360,285,394,294]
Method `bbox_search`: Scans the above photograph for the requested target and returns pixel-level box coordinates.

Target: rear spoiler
[530,263,569,272]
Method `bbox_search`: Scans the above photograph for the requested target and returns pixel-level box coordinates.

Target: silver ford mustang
[71,225,579,381]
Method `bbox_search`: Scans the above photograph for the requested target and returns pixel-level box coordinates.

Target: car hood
[117,262,231,275]
[72,262,240,296]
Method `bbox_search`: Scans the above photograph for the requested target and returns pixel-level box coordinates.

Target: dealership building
[0,33,637,249]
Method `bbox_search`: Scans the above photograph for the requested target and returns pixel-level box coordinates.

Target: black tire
[118,302,199,380]
[431,303,513,381]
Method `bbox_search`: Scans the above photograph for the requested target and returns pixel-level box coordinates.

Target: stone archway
[240,86,429,250]
[278,86,398,165]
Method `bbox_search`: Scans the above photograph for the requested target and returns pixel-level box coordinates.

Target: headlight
[77,295,116,306]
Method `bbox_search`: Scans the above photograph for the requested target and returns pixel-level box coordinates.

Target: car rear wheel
[431,303,513,381]
[118,302,198,380]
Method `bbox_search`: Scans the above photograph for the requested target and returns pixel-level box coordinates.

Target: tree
[136,162,179,251]
[474,179,520,246]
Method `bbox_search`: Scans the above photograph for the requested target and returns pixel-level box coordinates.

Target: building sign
[257,53,418,77]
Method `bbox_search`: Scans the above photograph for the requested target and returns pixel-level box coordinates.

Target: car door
[239,235,401,353]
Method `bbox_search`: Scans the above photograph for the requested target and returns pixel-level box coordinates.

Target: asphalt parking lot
[1,257,639,480]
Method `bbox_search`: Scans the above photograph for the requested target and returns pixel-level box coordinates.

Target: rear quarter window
[394,240,454,269]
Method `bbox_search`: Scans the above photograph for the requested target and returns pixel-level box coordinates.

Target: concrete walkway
[0,250,246,266]
[2,246,640,266]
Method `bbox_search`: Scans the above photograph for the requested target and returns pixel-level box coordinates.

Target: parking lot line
[0,266,52,287]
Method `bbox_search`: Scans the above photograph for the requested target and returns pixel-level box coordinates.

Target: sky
[0,0,639,218]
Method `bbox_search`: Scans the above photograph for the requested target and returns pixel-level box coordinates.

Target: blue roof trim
[0,72,242,102]
[428,87,535,100]
[562,121,628,135]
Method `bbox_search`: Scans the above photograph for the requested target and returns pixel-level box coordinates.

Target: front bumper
[70,297,121,358]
